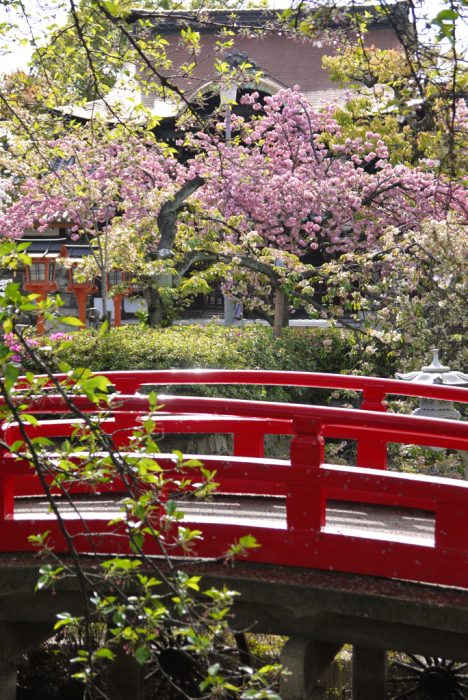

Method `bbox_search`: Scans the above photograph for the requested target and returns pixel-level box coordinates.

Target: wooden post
[67,268,98,328]
[0,474,14,521]
[357,386,388,469]
[288,417,325,531]
[73,287,90,325]
[113,293,124,327]
[274,288,285,338]
[35,290,47,335]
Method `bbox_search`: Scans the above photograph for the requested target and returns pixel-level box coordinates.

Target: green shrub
[30,324,397,404]
[28,324,463,478]
[29,324,394,402]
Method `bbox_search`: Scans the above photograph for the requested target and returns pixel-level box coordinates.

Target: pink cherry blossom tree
[1,88,466,332]
[189,88,466,329]
[0,130,203,322]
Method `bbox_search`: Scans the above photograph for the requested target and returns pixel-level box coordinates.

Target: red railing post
[435,503,468,551]
[0,473,14,521]
[357,386,388,469]
[287,417,325,531]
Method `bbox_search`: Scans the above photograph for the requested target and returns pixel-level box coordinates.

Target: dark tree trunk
[140,176,206,327]
[156,176,205,255]
[144,287,169,327]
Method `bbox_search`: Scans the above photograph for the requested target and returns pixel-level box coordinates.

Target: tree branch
[156,175,205,254]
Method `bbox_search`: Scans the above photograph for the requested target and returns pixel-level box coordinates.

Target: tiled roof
[19,237,91,258]
[58,8,404,121]
[128,3,409,31]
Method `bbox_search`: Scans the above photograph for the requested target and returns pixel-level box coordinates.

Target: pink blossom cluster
[196,88,467,256]
[0,91,466,272]
[3,332,39,363]
[49,332,72,342]
[0,136,191,240]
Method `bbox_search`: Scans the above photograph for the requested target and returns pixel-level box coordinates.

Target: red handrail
[20,368,468,402]
[16,368,467,470]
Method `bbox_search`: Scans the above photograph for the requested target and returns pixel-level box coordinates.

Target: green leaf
[257,664,281,674]
[60,316,84,327]
[135,645,150,665]
[239,535,261,549]
[147,115,161,130]
[182,459,204,468]
[102,0,121,16]
[16,243,31,254]
[129,531,144,553]
[93,647,116,661]
[31,436,54,447]
[101,558,142,571]
[54,612,81,630]
[21,414,39,426]
[165,499,177,516]
[99,319,109,336]
[3,363,19,392]
[10,440,24,452]
[183,575,201,591]
[34,565,64,591]
[28,530,51,547]
[434,9,458,21]
[148,391,158,410]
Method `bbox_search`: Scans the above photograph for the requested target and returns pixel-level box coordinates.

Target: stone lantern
[395,349,468,420]
[396,349,468,473]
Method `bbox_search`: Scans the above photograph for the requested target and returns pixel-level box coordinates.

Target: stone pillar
[0,621,53,700]
[224,295,236,325]
[104,647,144,700]
[280,637,342,700]
[352,646,386,700]
[0,659,17,700]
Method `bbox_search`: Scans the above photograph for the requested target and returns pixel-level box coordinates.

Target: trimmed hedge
[32,325,458,476]
[35,324,397,403]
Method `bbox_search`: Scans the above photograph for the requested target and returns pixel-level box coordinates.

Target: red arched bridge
[1,369,468,591]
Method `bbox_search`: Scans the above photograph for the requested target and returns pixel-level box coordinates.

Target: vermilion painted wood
[350,384,388,467]
[17,368,468,402]
[2,370,468,588]
[3,381,468,507]
[101,368,467,469]
[3,415,466,455]
[0,474,14,520]
[0,514,467,589]
[4,392,468,448]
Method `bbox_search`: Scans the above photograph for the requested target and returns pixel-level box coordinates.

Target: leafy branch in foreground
[0,241,280,699]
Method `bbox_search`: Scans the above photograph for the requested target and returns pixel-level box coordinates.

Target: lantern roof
[18,236,91,259]
[395,349,468,387]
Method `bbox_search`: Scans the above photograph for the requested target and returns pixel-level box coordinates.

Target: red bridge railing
[1,370,467,589]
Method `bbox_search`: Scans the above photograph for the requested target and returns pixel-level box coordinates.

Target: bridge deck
[14,494,435,545]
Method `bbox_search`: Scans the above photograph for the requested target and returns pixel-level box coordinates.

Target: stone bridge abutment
[1,558,468,700]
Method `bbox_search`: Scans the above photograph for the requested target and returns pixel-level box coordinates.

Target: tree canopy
[0,0,466,341]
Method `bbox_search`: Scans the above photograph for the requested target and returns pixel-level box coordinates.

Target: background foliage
[25,323,403,401]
